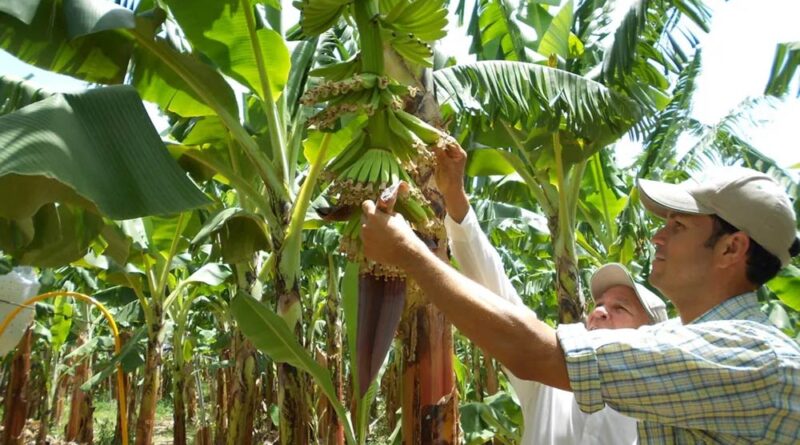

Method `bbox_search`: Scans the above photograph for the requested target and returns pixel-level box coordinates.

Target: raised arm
[437,144,523,307]
[359,199,570,390]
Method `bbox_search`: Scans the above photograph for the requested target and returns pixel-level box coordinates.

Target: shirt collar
[690,291,763,324]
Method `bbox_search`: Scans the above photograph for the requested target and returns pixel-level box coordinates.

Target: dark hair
[704,215,782,286]
[791,238,800,258]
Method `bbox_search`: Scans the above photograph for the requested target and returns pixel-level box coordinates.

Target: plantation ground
[0,399,177,444]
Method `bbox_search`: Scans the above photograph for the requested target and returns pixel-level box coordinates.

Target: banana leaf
[0,85,209,220]
[433,61,640,148]
[231,291,357,444]
[0,86,210,266]
[0,0,134,84]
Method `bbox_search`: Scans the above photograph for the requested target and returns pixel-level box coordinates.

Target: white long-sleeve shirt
[445,208,638,445]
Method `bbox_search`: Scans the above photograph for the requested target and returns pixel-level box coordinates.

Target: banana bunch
[385,31,435,67]
[320,107,452,200]
[294,0,352,36]
[380,0,447,67]
[324,146,436,263]
[381,0,448,41]
[338,148,406,191]
[296,0,447,67]
[302,74,418,129]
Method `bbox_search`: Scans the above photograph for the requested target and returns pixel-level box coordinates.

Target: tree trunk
[194,426,212,445]
[484,352,498,396]
[275,284,311,445]
[226,332,257,445]
[263,358,275,432]
[318,258,344,445]
[65,335,93,443]
[550,145,587,324]
[277,361,310,445]
[35,348,55,445]
[550,217,585,324]
[213,348,229,445]
[186,360,197,423]
[172,361,188,445]
[400,303,459,445]
[51,370,69,433]
[2,327,32,445]
[381,351,401,433]
[135,316,164,445]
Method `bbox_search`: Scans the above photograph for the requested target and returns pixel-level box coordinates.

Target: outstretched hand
[434,141,470,222]
[361,182,426,269]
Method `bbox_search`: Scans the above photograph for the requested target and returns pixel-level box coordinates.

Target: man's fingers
[433,142,466,162]
[362,200,376,215]
[435,146,450,162]
[361,200,376,224]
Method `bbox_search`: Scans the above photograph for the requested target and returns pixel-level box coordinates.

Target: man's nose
[652,225,667,246]
[589,306,609,323]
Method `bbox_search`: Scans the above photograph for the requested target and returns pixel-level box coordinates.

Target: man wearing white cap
[361,156,800,442]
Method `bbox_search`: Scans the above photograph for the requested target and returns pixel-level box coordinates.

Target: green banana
[326,132,367,175]
[394,109,441,144]
[382,150,396,185]
[309,54,362,81]
[368,150,383,184]
[356,150,377,183]
[384,0,447,42]
[402,197,429,224]
[384,0,412,23]
[389,33,434,67]
[296,0,350,36]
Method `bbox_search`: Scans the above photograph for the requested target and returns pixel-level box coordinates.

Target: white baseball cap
[590,263,668,324]
[637,167,798,266]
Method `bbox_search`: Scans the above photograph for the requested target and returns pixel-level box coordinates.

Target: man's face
[586,285,651,330]
[648,212,716,300]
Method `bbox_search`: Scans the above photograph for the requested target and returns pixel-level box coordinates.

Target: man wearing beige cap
[362,158,800,443]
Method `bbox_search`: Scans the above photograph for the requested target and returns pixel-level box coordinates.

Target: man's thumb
[362,200,376,215]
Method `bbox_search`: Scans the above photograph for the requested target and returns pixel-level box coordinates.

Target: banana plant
[435,59,640,321]
[442,0,715,321]
[294,0,465,441]
[31,295,74,443]
[0,2,322,442]
[0,71,212,443]
[164,263,232,445]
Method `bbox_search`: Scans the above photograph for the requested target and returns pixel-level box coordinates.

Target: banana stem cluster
[296,0,452,399]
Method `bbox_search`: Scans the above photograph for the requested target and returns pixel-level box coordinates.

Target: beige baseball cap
[590,263,668,323]
[637,167,798,266]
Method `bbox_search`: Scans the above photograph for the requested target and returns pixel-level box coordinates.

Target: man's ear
[717,231,750,268]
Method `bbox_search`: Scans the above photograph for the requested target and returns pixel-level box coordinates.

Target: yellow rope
[0,291,128,445]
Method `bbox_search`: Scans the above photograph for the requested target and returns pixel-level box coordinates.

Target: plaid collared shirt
[557,292,800,444]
